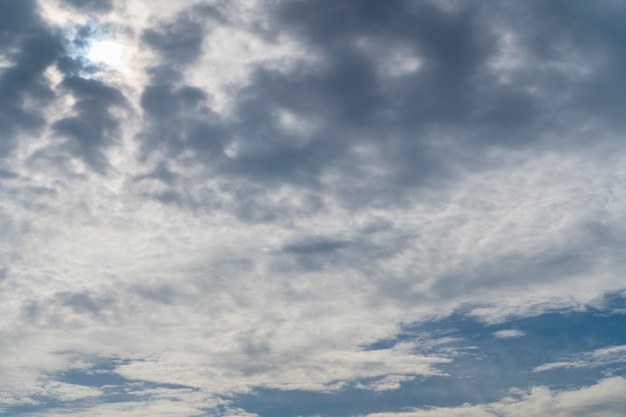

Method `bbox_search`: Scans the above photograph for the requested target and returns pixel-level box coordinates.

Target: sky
[1,0,626,416]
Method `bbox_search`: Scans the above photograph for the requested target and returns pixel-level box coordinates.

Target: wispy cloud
[359,377,626,417]
[534,344,626,372]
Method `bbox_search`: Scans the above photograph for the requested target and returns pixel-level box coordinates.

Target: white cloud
[534,344,626,372]
[360,377,626,417]
[3,131,626,408]
[493,329,526,339]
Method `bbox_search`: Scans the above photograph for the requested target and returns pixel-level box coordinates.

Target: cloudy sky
[1,0,626,416]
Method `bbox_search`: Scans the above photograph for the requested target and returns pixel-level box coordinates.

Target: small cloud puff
[493,329,526,339]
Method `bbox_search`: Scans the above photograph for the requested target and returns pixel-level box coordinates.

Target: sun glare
[86,39,124,68]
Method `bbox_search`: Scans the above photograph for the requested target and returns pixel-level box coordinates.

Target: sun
[86,39,124,69]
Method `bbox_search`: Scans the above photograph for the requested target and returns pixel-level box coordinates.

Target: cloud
[2,0,626,416]
[0,0,63,159]
[141,4,222,67]
[493,329,526,339]
[359,376,626,417]
[534,344,626,373]
[50,76,126,172]
[63,0,113,13]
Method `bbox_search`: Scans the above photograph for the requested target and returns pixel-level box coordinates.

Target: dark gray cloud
[57,290,116,316]
[141,4,222,68]
[139,82,224,158]
[0,169,18,179]
[274,0,490,125]
[137,5,227,164]
[279,235,350,271]
[133,0,626,216]
[52,77,126,172]
[19,289,118,326]
[0,0,63,158]
[275,221,413,273]
[282,236,349,255]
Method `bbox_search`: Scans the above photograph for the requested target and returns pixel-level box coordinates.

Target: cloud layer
[1,0,626,416]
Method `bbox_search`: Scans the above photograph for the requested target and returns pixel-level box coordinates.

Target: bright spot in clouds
[86,39,124,68]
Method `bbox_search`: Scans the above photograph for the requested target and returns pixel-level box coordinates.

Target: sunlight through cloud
[86,39,124,68]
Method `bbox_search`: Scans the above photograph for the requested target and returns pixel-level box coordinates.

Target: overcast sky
[1,0,626,416]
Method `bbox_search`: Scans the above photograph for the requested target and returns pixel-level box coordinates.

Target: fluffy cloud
[1,0,626,416]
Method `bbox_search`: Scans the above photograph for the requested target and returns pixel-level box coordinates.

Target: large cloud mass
[1,1,626,416]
